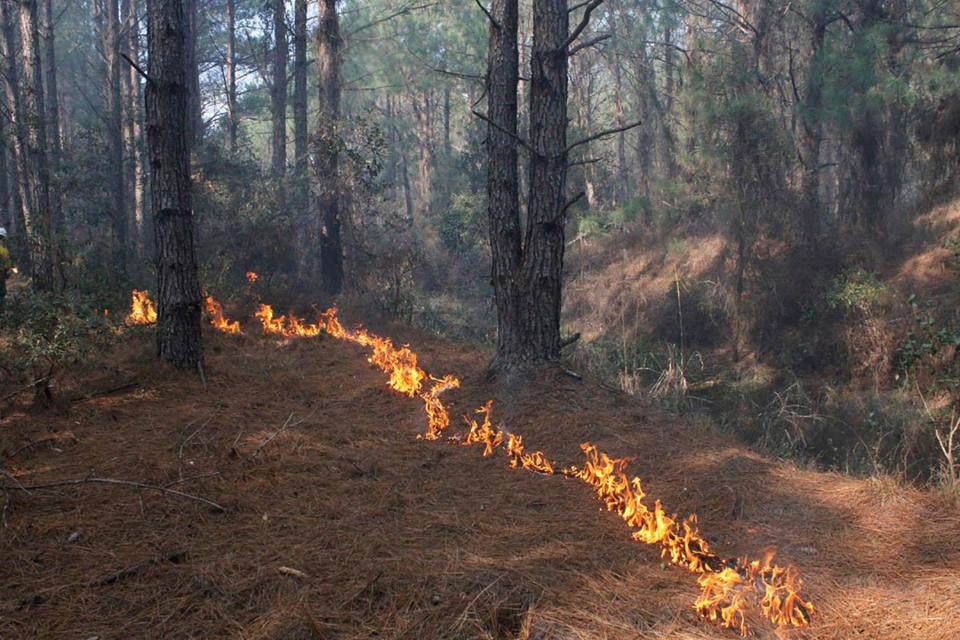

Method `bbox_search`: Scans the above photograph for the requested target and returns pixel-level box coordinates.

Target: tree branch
[568,33,611,56]
[120,52,150,82]
[562,0,605,52]
[2,476,225,511]
[474,0,499,29]
[567,119,642,153]
[472,109,538,155]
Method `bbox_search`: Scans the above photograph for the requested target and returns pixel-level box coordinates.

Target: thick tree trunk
[316,0,343,295]
[225,0,237,152]
[270,0,287,176]
[293,0,307,177]
[486,0,523,368]
[106,0,127,276]
[146,0,203,370]
[3,0,55,291]
[513,0,568,365]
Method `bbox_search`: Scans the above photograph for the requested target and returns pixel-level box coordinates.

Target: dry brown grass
[1,324,959,639]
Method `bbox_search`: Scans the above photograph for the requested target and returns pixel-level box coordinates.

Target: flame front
[120,286,814,635]
[126,290,157,325]
[204,296,242,334]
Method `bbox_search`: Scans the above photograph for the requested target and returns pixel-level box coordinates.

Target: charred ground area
[2,327,958,639]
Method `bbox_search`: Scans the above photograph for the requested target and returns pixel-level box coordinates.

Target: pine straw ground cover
[1,324,959,639]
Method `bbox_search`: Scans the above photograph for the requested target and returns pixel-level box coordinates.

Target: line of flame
[124,290,813,635]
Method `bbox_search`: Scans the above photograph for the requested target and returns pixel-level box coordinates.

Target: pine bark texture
[106,0,127,274]
[293,0,307,177]
[3,0,55,291]
[145,0,203,369]
[270,0,287,176]
[316,0,343,295]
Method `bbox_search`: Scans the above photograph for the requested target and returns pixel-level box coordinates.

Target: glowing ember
[126,289,157,325]
[246,271,258,283]
[204,296,242,334]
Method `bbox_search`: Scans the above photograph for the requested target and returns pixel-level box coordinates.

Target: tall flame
[204,296,243,334]
[126,290,157,325]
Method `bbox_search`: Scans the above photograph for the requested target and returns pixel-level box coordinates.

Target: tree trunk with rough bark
[225,0,237,152]
[145,0,203,369]
[41,0,63,274]
[293,0,307,177]
[316,0,342,295]
[270,0,287,176]
[121,0,145,255]
[183,0,200,149]
[3,0,55,291]
[106,0,127,276]
[485,0,522,369]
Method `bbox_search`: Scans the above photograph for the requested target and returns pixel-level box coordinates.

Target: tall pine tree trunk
[799,6,826,248]
[515,0,568,364]
[485,0,523,368]
[3,0,55,291]
[225,0,237,152]
[316,0,342,295]
[293,0,307,177]
[122,0,146,255]
[270,0,287,176]
[183,0,200,149]
[41,0,63,276]
[106,0,127,276]
[146,0,203,369]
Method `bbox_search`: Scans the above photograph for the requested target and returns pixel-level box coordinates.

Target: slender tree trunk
[3,0,55,291]
[183,0,200,149]
[0,127,7,231]
[41,0,63,281]
[293,0,307,176]
[608,6,628,203]
[225,0,237,152]
[122,0,145,254]
[316,0,343,295]
[661,22,678,178]
[270,0,287,176]
[412,91,433,216]
[106,0,127,276]
[146,0,203,369]
[799,6,826,248]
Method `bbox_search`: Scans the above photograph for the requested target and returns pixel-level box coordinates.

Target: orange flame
[246,271,258,283]
[118,284,812,636]
[126,290,157,325]
[254,303,322,338]
[204,296,242,334]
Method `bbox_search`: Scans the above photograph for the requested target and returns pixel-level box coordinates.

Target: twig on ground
[0,476,225,511]
[252,412,303,457]
[95,549,187,587]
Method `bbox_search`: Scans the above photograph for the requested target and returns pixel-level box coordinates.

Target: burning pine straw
[125,289,813,635]
[4,291,958,638]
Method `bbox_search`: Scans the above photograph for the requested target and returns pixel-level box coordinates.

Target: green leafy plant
[0,291,114,406]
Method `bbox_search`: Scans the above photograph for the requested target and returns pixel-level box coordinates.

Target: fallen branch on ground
[0,476,225,512]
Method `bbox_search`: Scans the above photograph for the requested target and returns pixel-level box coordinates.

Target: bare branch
[474,0,499,29]
[472,109,538,155]
[1,476,225,511]
[567,119,642,153]
[568,33,611,56]
[562,0,605,53]
[120,52,149,82]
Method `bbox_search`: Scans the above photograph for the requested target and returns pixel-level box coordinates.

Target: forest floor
[1,322,959,639]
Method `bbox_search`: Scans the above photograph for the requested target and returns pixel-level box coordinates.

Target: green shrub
[828,268,889,314]
[0,291,114,406]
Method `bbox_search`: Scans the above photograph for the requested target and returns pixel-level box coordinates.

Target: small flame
[254,303,322,338]
[246,271,258,283]
[204,296,242,334]
[126,290,157,325]
[420,375,461,440]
